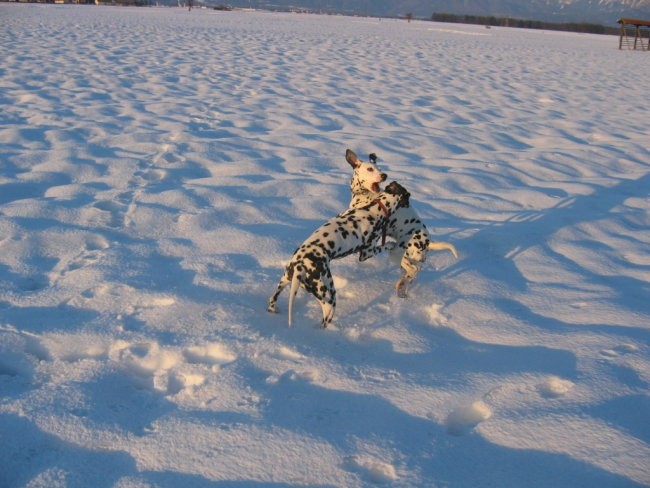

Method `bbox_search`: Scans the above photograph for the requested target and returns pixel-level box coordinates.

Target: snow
[1,4,649,487]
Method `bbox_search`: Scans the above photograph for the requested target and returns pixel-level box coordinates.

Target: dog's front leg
[395,257,421,298]
[315,279,336,328]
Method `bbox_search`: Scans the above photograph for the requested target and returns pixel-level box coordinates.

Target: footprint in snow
[270,346,305,362]
[183,342,237,368]
[111,340,235,395]
[48,234,109,286]
[426,303,448,325]
[600,343,639,358]
[0,328,49,378]
[167,371,206,395]
[92,199,127,228]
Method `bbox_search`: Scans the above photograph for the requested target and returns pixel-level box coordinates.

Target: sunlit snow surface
[1,4,649,487]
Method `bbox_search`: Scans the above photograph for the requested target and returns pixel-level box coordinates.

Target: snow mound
[538,376,574,398]
[445,401,493,436]
[346,456,398,484]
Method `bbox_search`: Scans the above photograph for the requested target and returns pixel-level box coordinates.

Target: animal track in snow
[110,341,183,391]
[109,340,224,395]
[93,200,127,228]
[85,234,109,251]
[0,327,49,377]
[0,331,231,397]
[269,368,320,384]
[137,168,167,183]
[87,139,181,231]
[42,334,111,362]
[167,371,206,395]
[270,346,305,362]
[600,343,639,358]
[426,303,448,325]
[183,342,237,367]
[47,233,109,287]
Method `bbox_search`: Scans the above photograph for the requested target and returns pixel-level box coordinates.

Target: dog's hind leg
[315,273,336,328]
[318,294,335,328]
[267,272,290,313]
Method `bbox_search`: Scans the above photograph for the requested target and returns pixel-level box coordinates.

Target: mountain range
[220,0,650,25]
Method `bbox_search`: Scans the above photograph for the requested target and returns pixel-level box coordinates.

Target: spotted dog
[267,181,411,328]
[346,149,458,297]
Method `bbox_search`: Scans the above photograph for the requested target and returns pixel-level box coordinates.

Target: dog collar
[373,198,390,246]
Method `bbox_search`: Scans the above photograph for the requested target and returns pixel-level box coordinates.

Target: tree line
[430,12,619,35]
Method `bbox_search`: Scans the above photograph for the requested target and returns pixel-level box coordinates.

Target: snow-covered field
[1,4,649,487]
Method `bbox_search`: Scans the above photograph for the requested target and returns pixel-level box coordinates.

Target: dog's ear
[369,153,377,164]
[400,190,411,208]
[346,149,360,169]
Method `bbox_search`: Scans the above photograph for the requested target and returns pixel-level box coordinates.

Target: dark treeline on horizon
[1,0,623,34]
[430,12,619,35]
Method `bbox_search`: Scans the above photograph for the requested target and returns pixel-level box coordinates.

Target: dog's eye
[367,168,374,172]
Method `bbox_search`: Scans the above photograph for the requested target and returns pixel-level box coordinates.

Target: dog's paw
[395,280,409,298]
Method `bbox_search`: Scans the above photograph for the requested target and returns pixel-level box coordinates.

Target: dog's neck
[373,198,389,216]
[359,188,378,197]
[372,197,390,245]
[350,188,379,210]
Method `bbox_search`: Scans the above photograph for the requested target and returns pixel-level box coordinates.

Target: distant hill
[211,0,650,25]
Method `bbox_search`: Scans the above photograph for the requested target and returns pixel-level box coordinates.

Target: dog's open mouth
[371,182,382,193]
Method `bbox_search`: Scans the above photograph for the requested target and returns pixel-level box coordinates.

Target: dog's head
[346,149,387,196]
[384,181,411,208]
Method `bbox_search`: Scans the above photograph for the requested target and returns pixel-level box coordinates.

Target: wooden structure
[618,18,650,50]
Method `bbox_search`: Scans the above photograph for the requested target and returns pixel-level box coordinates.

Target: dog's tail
[428,241,458,259]
[288,266,302,327]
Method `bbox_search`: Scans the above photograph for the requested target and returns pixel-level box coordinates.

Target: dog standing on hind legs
[346,149,458,297]
[267,181,411,328]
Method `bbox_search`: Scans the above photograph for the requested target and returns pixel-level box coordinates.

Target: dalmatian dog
[267,181,411,328]
[348,150,387,208]
[346,149,458,297]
